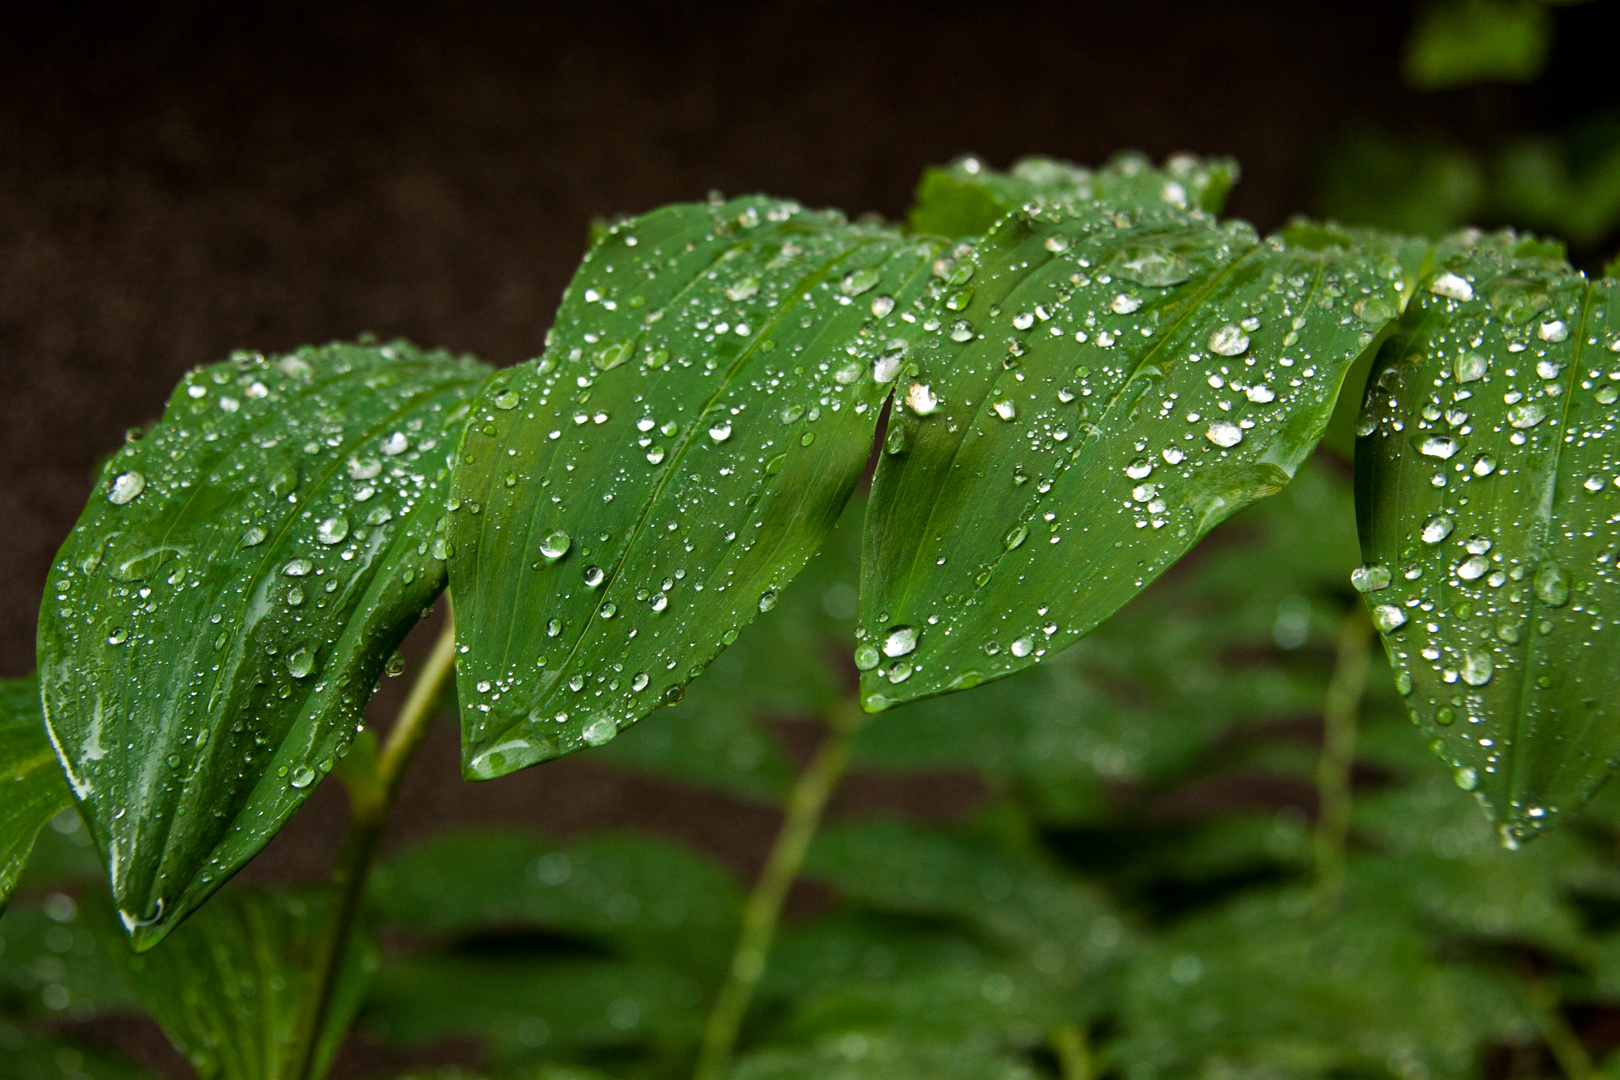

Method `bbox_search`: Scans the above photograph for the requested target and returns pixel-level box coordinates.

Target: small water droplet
[1508,402,1546,429]
[758,590,776,612]
[1372,604,1407,632]
[841,268,880,296]
[289,766,317,789]
[992,399,1017,421]
[905,383,939,415]
[583,565,605,588]
[1110,293,1142,314]
[493,390,520,410]
[708,422,732,442]
[855,644,880,670]
[1351,564,1391,592]
[1460,649,1494,686]
[882,626,918,658]
[1004,523,1029,551]
[1538,320,1569,343]
[381,432,409,455]
[287,647,315,679]
[241,526,267,547]
[1472,453,1497,477]
[1457,555,1489,580]
[1010,635,1035,657]
[283,558,313,576]
[1534,565,1570,607]
[949,320,974,343]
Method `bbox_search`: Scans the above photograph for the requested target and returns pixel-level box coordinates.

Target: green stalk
[693,697,869,1080]
[1313,607,1372,913]
[288,610,458,1080]
[1527,978,1593,1080]
[1049,1022,1093,1080]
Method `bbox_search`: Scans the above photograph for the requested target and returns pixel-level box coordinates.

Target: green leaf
[730,1035,1037,1080]
[368,828,742,976]
[361,954,703,1060]
[102,887,375,1080]
[0,675,72,912]
[1110,888,1533,1079]
[858,194,1400,711]
[1403,0,1552,90]
[448,196,941,778]
[0,1025,162,1080]
[908,152,1238,239]
[805,820,1131,983]
[0,890,138,1017]
[1354,239,1620,840]
[1316,131,1484,240]
[37,342,490,947]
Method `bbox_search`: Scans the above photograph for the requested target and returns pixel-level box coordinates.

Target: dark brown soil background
[4,2,1620,1074]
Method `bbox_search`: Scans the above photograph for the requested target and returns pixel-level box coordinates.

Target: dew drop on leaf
[108,472,145,505]
[882,626,918,658]
[539,530,571,561]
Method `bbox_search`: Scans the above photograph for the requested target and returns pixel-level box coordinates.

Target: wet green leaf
[449,196,941,778]
[908,152,1238,239]
[1111,887,1533,1079]
[1403,0,1552,90]
[0,891,137,1018]
[369,829,741,976]
[859,194,1399,711]
[730,1034,1037,1080]
[0,1025,162,1080]
[362,953,703,1060]
[102,887,375,1080]
[0,676,72,912]
[1354,238,1620,840]
[37,342,490,948]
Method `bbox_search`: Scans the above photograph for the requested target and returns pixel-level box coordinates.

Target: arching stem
[1313,606,1372,913]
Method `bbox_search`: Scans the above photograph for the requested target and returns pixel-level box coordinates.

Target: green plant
[7,149,1620,1080]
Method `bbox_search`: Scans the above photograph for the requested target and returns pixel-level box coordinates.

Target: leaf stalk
[1313,606,1373,913]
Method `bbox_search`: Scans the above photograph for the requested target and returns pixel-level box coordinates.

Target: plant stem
[1527,978,1593,1080]
[693,697,869,1080]
[1049,1022,1093,1080]
[288,610,458,1080]
[1313,607,1372,913]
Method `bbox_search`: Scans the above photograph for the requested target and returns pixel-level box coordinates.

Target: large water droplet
[289,766,317,789]
[1208,325,1249,356]
[1472,453,1497,477]
[841,268,879,296]
[1508,402,1546,429]
[539,530,571,560]
[1010,635,1035,657]
[316,515,349,545]
[1457,555,1489,580]
[1111,245,1190,286]
[583,716,618,746]
[905,384,939,416]
[108,472,145,505]
[1206,421,1243,448]
[1538,319,1569,343]
[1421,515,1454,544]
[758,590,776,612]
[708,422,732,442]
[1460,650,1494,686]
[1418,435,1460,459]
[1430,272,1474,301]
[583,565,605,588]
[1372,604,1407,632]
[287,647,315,679]
[1351,564,1391,592]
[854,644,880,670]
[882,626,918,658]
[1534,565,1570,607]
[1004,523,1029,551]
[1455,353,1489,383]
[992,399,1017,421]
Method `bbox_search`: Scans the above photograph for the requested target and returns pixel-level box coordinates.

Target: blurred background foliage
[11,1,1620,1078]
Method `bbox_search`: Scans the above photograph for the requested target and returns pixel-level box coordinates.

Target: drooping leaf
[1109,887,1533,1079]
[908,152,1238,239]
[37,342,490,947]
[730,1034,1037,1080]
[0,675,72,911]
[858,194,1401,710]
[368,829,742,976]
[448,196,942,778]
[1354,237,1620,840]
[101,887,375,1080]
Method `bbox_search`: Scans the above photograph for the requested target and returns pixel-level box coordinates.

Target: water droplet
[540,530,571,560]
[1010,635,1035,657]
[887,663,913,683]
[583,716,618,746]
[1430,272,1474,301]
[873,341,907,383]
[1208,325,1249,356]
[1472,453,1497,477]
[1206,421,1243,448]
[547,618,562,637]
[108,472,145,504]
[882,626,918,658]
[348,457,382,480]
[1457,555,1489,580]
[1418,435,1460,459]
[1460,649,1494,686]
[992,399,1017,421]
[1586,474,1607,492]
[945,287,974,311]
[1508,402,1546,429]
[583,565,605,588]
[871,294,895,317]
[855,644,880,670]
[1162,447,1185,464]
[726,278,759,301]
[493,390,520,410]
[1110,293,1142,314]
[107,627,128,645]
[1455,353,1489,383]
[289,766,316,789]
[241,526,267,547]
[283,558,313,576]
[1534,565,1570,607]
[1111,245,1190,286]
[1004,523,1029,551]
[647,446,666,464]
[381,432,409,456]
[905,383,939,416]
[631,673,650,691]
[1045,234,1071,253]
[1421,515,1454,544]
[1372,604,1407,632]
[1351,564,1391,592]
[949,320,974,343]
[649,591,668,611]
[758,590,776,612]
[287,647,315,679]
[1245,384,1275,403]
[1538,320,1569,343]
[1455,766,1478,791]
[1537,359,1562,380]
[316,515,349,545]
[708,422,732,442]
[841,268,879,296]
[1394,670,1413,695]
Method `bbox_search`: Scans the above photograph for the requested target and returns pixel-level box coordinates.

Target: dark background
[4,2,1620,1070]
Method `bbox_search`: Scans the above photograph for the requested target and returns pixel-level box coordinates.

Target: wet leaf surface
[0,676,71,911]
